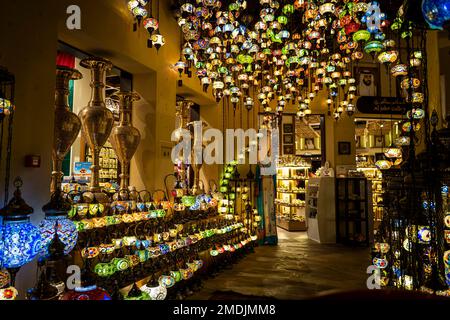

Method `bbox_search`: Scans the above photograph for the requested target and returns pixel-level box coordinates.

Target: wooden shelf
[277,219,307,232]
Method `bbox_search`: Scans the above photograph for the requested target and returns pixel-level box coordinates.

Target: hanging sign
[356,96,407,115]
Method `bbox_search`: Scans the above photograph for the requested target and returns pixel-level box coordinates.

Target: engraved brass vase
[78,57,114,193]
[109,92,141,192]
[51,66,82,193]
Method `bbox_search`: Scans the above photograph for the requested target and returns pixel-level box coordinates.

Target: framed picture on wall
[283,145,294,155]
[283,134,294,144]
[283,123,294,134]
[354,66,381,97]
[338,142,351,155]
[305,138,315,150]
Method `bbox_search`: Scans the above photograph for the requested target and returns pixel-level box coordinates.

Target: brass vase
[51,66,83,193]
[78,57,114,193]
[109,92,141,194]
[191,160,203,196]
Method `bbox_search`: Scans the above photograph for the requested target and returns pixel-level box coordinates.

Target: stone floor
[191,228,370,300]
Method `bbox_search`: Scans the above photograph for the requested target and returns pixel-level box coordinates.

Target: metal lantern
[0,178,42,285]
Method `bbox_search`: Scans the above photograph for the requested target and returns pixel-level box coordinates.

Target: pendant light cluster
[128,0,166,51]
[173,0,407,120]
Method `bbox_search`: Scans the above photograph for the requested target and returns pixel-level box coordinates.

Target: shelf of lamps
[89,221,247,280]
[275,202,306,208]
[277,188,306,194]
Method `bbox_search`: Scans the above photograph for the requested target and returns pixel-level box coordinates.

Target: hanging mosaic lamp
[38,191,78,257]
[422,0,450,30]
[124,282,150,300]
[375,160,393,170]
[0,98,14,119]
[140,276,167,300]
[384,144,403,159]
[0,178,42,284]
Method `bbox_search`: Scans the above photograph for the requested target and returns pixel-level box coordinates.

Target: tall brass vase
[51,66,83,193]
[78,57,114,194]
[109,92,141,195]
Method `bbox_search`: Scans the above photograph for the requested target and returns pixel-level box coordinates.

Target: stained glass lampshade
[0,98,14,117]
[384,145,403,159]
[124,283,150,300]
[0,178,42,272]
[422,0,450,30]
[38,192,78,257]
[377,51,399,64]
[364,41,384,55]
[0,287,18,300]
[375,160,392,170]
[151,33,166,50]
[391,64,408,77]
[353,30,371,42]
[140,277,167,300]
[144,17,159,34]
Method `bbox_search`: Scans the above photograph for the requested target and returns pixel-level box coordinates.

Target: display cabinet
[85,141,119,184]
[275,161,310,231]
[306,177,336,243]
[357,167,384,230]
[335,177,373,246]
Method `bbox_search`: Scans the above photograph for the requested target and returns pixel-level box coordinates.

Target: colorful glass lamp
[38,191,78,257]
[422,0,450,30]
[0,98,14,119]
[61,260,111,300]
[0,178,42,285]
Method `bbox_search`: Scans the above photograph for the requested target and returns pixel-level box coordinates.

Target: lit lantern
[384,145,402,159]
[364,41,385,56]
[124,283,150,300]
[151,33,166,51]
[38,191,78,257]
[140,276,167,300]
[0,287,18,300]
[144,17,159,34]
[0,98,14,118]
[422,0,450,30]
[0,178,42,284]
[390,64,408,77]
[377,51,399,65]
[375,160,392,170]
[353,30,371,42]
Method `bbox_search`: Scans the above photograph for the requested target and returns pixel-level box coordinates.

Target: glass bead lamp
[124,283,150,300]
[140,275,167,300]
[0,178,42,285]
[422,0,450,30]
[144,17,159,35]
[38,191,78,257]
[0,98,14,119]
[61,260,111,300]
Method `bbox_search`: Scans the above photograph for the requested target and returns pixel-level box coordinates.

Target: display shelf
[306,177,336,243]
[276,156,311,232]
[85,141,120,182]
[335,177,373,246]
[357,166,384,229]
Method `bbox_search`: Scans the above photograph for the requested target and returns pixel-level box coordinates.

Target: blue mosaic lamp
[422,0,450,30]
[38,191,78,257]
[0,178,42,285]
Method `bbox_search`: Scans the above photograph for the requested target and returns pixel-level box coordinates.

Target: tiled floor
[191,228,370,300]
